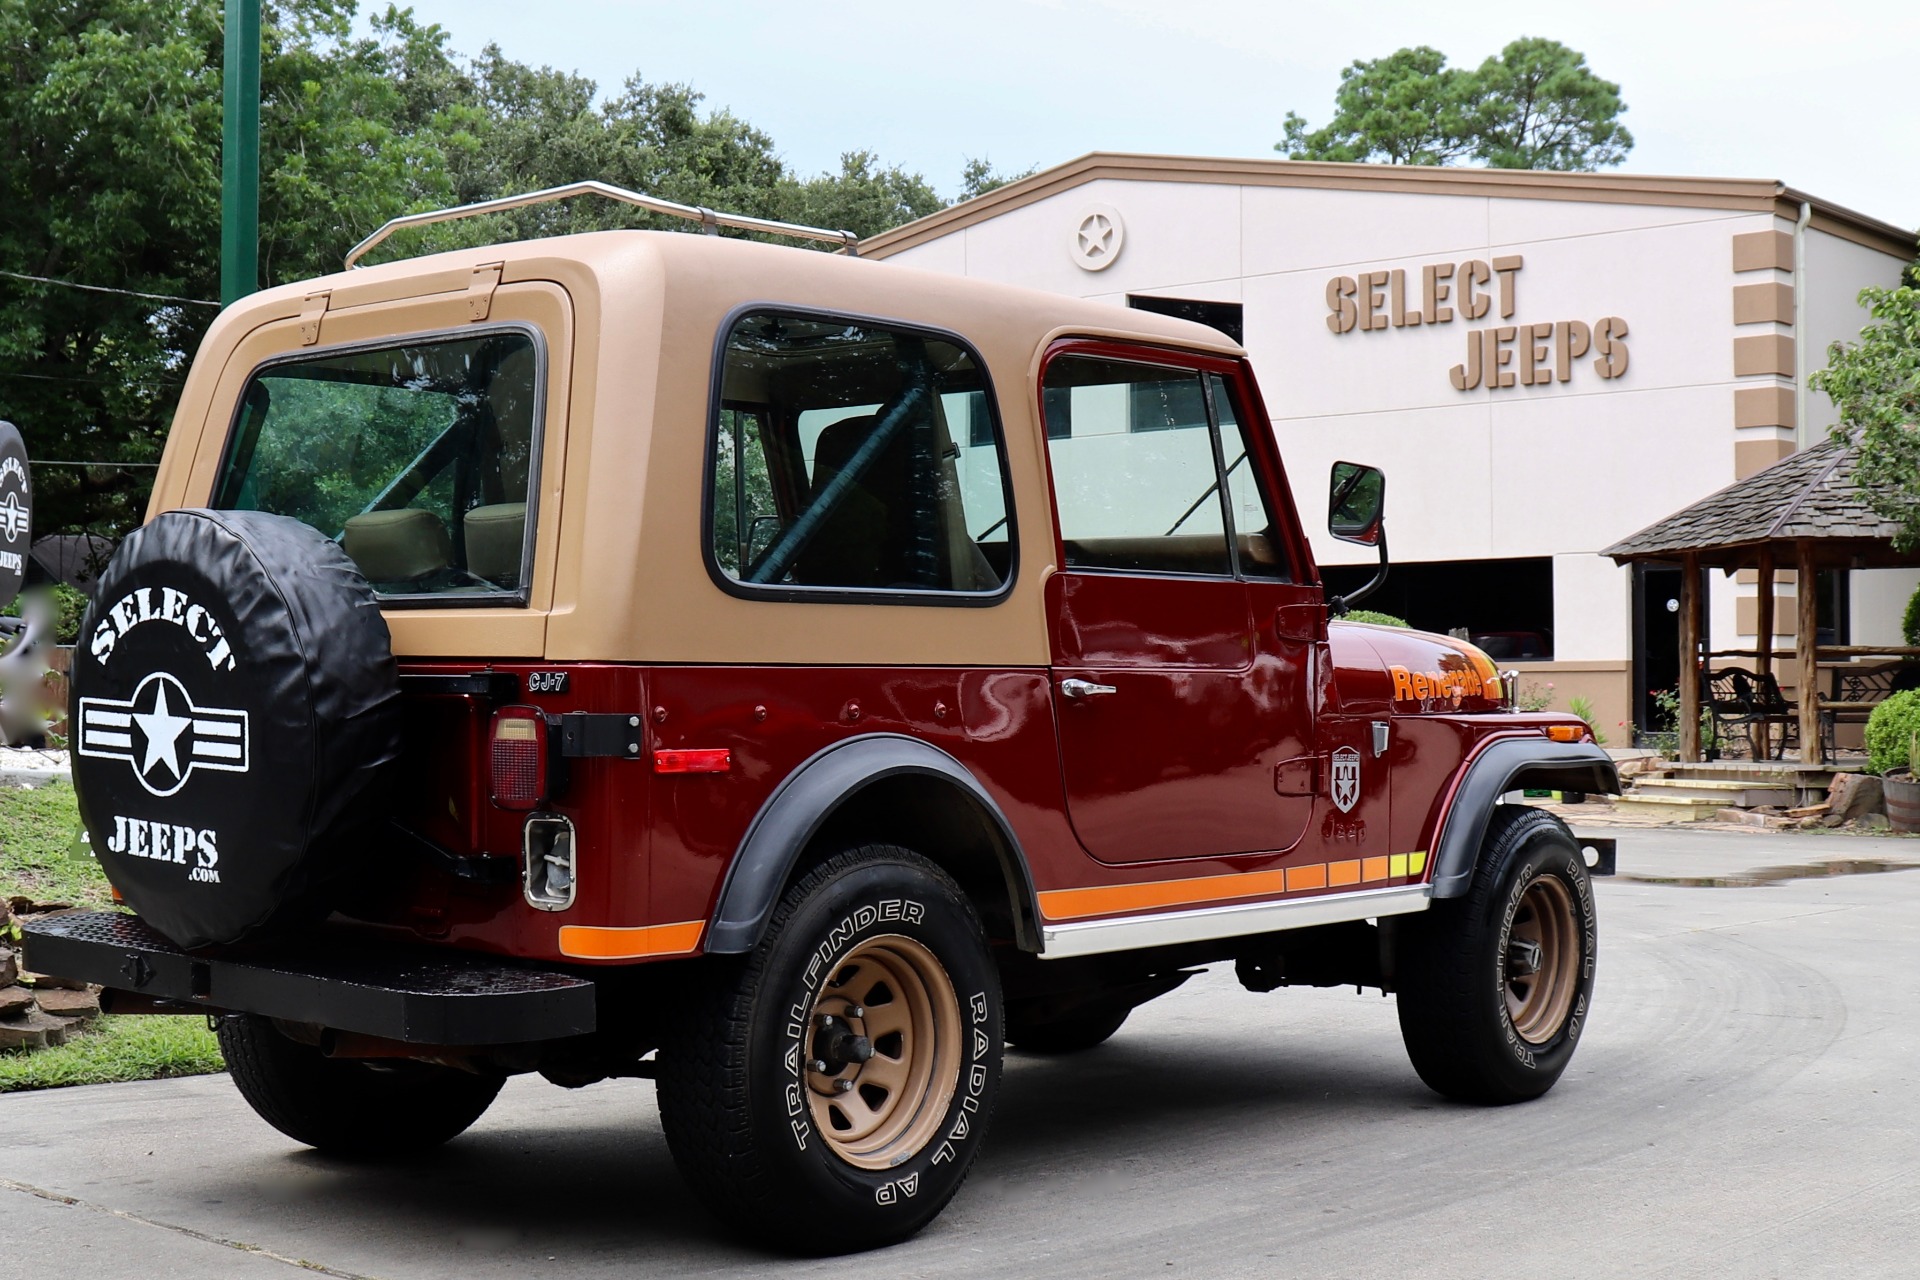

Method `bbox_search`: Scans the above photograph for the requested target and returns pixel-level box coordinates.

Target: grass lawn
[1,781,226,1090]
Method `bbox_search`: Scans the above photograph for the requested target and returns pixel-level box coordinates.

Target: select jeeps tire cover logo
[77,670,250,797]
[68,509,402,950]
[0,420,32,607]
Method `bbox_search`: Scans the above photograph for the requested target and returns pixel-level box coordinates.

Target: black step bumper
[21,912,596,1045]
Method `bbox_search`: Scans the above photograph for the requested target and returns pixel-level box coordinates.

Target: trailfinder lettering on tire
[658,846,1003,1252]
[68,510,402,949]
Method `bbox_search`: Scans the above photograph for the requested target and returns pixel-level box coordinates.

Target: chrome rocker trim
[1039,883,1432,959]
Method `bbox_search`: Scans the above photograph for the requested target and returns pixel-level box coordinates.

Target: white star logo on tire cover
[77,671,250,797]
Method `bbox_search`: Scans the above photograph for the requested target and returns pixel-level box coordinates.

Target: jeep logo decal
[1331,746,1361,814]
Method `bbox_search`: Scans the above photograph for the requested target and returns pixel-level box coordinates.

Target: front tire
[1395,806,1597,1104]
[657,845,1002,1253]
[216,1015,504,1157]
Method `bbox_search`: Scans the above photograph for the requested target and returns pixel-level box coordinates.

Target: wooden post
[1679,552,1702,762]
[1797,542,1822,764]
[1754,551,1774,758]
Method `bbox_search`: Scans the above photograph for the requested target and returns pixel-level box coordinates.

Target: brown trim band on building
[1732,229,1795,272]
[1735,436,1797,479]
[1734,334,1795,377]
[859,153,1919,262]
[1734,385,1795,429]
[1734,281,1795,324]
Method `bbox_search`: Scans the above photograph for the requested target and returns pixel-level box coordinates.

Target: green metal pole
[220,0,260,305]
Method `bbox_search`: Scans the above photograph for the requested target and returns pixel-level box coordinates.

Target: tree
[1810,258,1920,550]
[0,0,963,538]
[1279,38,1632,172]
[957,157,1038,201]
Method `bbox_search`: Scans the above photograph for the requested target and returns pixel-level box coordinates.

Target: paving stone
[0,1008,70,1049]
[22,971,91,991]
[32,987,99,1020]
[0,984,35,1019]
[0,944,17,987]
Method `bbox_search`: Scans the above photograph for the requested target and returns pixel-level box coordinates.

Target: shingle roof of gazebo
[1603,441,1907,565]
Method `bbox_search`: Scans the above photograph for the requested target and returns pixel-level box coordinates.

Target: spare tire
[69,510,402,949]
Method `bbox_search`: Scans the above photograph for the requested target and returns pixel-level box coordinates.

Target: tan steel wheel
[1504,875,1580,1044]
[804,934,962,1171]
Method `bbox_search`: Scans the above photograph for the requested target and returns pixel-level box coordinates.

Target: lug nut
[808,1059,828,1073]
[833,1078,854,1093]
[847,1006,863,1019]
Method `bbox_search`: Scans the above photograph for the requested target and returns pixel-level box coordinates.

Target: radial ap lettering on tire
[69,509,403,949]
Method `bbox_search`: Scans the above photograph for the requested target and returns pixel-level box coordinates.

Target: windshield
[212,330,541,600]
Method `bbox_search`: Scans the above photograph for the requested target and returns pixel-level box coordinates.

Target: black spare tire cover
[69,510,402,949]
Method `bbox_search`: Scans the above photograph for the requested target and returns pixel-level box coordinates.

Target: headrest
[342,508,451,585]
[464,502,527,587]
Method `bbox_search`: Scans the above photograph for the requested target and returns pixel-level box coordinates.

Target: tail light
[489,706,550,810]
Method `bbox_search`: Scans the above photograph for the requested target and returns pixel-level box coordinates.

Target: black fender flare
[704,733,1039,954]
[1429,738,1619,898]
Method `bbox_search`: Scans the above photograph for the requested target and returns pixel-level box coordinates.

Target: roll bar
[344,180,860,269]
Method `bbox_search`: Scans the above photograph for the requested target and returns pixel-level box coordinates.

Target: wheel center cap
[1507,938,1544,977]
[811,1013,874,1076]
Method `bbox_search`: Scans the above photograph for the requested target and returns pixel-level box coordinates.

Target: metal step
[21,911,596,1045]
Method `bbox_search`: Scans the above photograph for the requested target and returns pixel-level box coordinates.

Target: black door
[1633,564,1682,731]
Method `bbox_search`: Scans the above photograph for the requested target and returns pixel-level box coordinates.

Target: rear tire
[1395,805,1597,1104]
[216,1015,503,1157]
[657,845,1002,1253]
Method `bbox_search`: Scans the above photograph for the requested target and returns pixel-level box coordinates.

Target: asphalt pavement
[3,825,1917,1279]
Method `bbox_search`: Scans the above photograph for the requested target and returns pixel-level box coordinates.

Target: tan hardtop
[157,230,1247,667]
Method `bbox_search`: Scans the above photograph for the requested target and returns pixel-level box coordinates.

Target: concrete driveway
[4,826,1916,1279]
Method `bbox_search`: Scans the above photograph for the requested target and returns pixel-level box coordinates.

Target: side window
[706,312,1012,598]
[213,329,541,601]
[1041,355,1232,576]
[1209,374,1291,581]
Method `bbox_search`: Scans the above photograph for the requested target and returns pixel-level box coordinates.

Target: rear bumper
[21,911,596,1045]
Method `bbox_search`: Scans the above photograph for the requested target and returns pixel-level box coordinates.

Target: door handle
[1059,678,1118,700]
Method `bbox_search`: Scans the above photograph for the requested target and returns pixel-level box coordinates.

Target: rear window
[212,328,541,601]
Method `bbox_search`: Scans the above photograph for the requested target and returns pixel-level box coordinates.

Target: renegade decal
[1389,663,1502,705]
[76,672,250,798]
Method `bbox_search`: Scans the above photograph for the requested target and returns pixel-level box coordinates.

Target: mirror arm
[1329,528,1389,618]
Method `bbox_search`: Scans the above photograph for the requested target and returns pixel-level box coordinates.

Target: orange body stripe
[559,920,705,960]
[1038,853,1430,923]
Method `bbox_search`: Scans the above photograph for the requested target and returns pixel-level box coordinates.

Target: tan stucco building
[861,154,1918,738]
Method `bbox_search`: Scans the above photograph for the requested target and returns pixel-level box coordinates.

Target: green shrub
[1904,583,1920,647]
[1865,689,1920,775]
[1342,609,1408,627]
[1567,694,1607,746]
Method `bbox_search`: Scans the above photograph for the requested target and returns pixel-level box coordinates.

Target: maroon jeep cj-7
[26,185,1616,1252]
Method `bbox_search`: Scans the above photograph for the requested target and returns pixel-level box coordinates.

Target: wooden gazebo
[1604,441,1918,764]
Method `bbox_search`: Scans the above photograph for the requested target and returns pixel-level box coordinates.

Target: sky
[370,0,1920,233]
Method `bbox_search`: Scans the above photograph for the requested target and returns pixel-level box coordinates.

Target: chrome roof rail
[344,180,859,269]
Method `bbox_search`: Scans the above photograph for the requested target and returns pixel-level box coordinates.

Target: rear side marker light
[1546,725,1589,743]
[653,748,731,774]
[490,707,550,810]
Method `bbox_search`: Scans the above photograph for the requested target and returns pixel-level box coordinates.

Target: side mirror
[1328,461,1385,547]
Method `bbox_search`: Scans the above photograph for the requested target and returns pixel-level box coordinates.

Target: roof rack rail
[343,180,859,269]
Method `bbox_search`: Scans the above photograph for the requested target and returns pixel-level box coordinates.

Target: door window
[1042,354,1288,579]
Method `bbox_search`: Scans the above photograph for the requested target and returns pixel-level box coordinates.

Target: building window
[1321,556,1555,659]
[1127,295,1245,345]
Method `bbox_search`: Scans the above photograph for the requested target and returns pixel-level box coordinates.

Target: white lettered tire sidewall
[1481,821,1596,1087]
[749,853,1001,1240]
